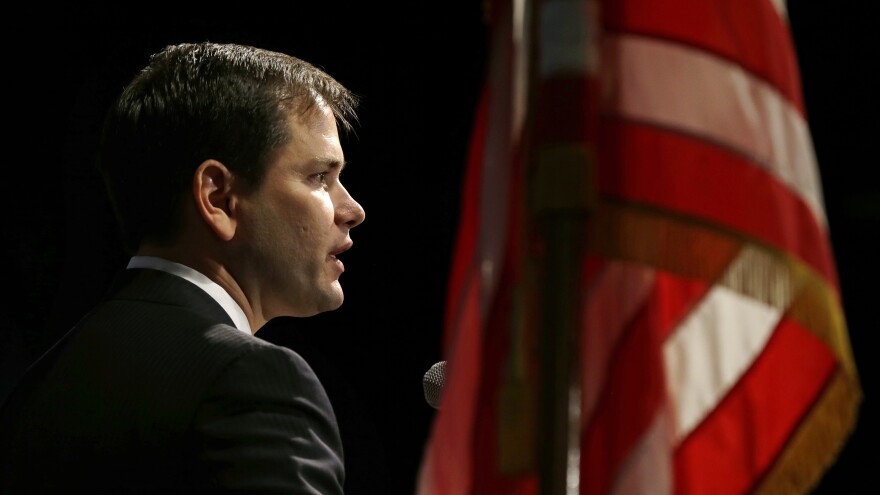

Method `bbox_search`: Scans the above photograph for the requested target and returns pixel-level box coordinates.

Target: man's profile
[0,41,364,494]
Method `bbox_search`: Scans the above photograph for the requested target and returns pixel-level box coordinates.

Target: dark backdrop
[2,3,874,494]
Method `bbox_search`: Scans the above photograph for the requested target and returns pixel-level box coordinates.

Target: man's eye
[315,172,329,185]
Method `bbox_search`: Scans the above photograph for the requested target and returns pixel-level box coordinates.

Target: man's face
[234,101,365,319]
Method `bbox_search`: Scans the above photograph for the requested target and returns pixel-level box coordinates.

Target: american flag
[417,0,862,494]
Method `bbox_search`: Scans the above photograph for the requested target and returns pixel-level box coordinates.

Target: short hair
[97,42,359,254]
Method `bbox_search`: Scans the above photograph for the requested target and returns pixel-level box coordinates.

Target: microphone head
[422,360,447,409]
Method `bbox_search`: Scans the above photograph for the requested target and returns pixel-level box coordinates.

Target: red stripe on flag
[674,316,838,495]
[598,120,838,288]
[443,85,490,353]
[651,272,711,342]
[602,0,804,114]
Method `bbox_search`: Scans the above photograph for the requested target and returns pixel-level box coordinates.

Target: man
[0,42,364,493]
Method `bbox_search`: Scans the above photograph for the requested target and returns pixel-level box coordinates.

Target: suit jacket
[0,268,345,494]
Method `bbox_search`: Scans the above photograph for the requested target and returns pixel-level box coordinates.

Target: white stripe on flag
[663,278,782,441]
[602,34,827,228]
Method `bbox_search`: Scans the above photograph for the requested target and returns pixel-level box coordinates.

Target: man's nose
[337,186,365,228]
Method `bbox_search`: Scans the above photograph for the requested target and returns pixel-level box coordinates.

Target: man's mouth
[329,240,353,257]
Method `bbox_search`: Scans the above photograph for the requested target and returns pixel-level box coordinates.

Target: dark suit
[0,268,345,494]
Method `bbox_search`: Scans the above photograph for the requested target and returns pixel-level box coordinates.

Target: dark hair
[97,42,359,254]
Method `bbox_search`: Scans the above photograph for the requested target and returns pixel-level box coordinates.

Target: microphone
[422,361,447,409]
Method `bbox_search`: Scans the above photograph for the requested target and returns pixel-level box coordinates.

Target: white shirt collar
[126,256,253,334]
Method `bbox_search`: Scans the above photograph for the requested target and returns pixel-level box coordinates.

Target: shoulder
[202,327,335,420]
[193,328,346,493]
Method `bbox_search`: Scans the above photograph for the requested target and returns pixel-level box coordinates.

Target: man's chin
[316,286,345,313]
[275,289,343,318]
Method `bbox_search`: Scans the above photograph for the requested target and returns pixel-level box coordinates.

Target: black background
[2,2,875,494]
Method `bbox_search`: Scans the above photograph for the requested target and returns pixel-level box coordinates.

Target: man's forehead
[285,97,336,133]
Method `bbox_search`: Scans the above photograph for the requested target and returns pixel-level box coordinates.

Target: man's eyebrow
[317,158,347,171]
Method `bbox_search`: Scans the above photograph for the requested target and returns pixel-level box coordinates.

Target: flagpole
[534,217,584,495]
[525,0,594,493]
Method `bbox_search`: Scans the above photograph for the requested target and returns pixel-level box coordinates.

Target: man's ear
[193,159,237,241]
